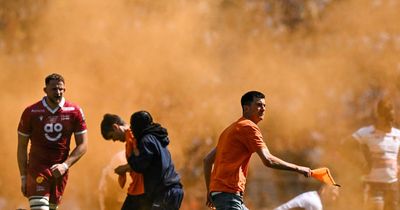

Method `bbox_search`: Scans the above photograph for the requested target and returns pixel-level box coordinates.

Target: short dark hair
[241,91,265,107]
[376,98,394,117]
[101,114,125,140]
[45,73,65,86]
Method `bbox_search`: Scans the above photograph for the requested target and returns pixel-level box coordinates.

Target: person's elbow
[256,148,276,168]
[75,133,88,155]
[203,155,214,168]
[78,139,88,154]
[80,142,88,155]
[262,159,274,168]
[261,154,276,168]
[127,156,147,173]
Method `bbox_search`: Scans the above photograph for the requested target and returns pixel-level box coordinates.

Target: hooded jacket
[128,123,181,197]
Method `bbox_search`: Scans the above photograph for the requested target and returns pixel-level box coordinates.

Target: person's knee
[29,196,49,210]
[366,196,384,210]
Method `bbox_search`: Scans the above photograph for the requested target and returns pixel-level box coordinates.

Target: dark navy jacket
[128,126,181,198]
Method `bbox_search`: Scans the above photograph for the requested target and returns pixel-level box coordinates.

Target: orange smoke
[0,0,400,209]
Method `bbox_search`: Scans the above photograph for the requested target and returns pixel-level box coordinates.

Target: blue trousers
[151,186,184,210]
[211,192,248,210]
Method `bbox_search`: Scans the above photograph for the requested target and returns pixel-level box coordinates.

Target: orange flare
[311,167,341,187]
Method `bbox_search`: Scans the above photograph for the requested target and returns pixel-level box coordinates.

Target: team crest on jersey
[36,176,44,184]
[48,116,58,123]
[39,116,43,121]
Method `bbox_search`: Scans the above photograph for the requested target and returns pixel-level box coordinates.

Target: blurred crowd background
[1,0,400,209]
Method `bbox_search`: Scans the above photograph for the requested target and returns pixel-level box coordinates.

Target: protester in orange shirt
[203,91,312,210]
[101,114,150,210]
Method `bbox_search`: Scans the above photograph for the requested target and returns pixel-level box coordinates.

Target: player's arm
[66,132,88,167]
[51,132,88,178]
[17,133,29,176]
[398,146,400,178]
[360,143,372,173]
[17,133,29,197]
[256,147,311,177]
[341,135,367,170]
[203,147,216,208]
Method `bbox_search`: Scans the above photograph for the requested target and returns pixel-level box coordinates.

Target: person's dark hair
[45,73,65,85]
[376,98,394,117]
[241,91,265,108]
[130,111,153,139]
[101,114,125,140]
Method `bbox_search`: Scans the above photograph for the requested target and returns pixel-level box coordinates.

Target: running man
[203,90,311,210]
[17,73,88,210]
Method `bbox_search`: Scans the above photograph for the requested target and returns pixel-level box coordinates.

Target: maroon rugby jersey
[18,97,87,167]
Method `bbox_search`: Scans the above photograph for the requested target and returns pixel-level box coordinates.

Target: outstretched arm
[256,147,311,177]
[203,147,216,208]
[51,132,88,178]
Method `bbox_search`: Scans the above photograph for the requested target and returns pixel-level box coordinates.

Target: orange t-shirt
[125,130,145,195]
[210,117,267,193]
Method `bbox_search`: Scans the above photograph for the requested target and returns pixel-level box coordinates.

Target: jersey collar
[371,125,394,134]
[42,97,66,114]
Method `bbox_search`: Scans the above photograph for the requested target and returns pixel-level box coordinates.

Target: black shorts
[121,194,151,210]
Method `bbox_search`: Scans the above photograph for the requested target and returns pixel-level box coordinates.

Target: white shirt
[352,125,400,183]
[274,191,322,210]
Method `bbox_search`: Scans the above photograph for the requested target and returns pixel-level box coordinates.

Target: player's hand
[50,163,69,178]
[206,191,215,209]
[297,166,312,177]
[21,175,27,197]
[114,164,130,175]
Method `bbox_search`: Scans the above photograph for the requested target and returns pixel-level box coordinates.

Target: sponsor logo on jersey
[31,109,45,113]
[61,115,70,121]
[44,123,63,141]
[36,176,44,184]
[62,107,75,111]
